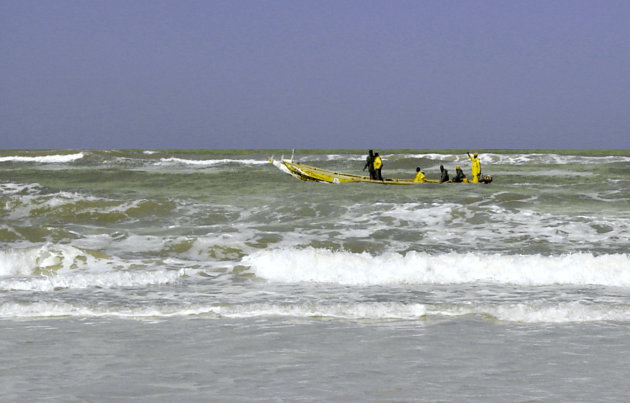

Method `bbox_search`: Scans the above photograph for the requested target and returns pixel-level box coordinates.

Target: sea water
[1,149,629,401]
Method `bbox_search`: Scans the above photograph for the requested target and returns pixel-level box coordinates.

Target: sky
[1,0,629,149]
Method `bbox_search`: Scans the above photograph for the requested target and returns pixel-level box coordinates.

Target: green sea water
[2,149,630,401]
[2,149,629,252]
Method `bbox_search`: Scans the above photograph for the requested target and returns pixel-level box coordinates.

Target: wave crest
[0,153,84,163]
[242,248,630,287]
[0,244,194,291]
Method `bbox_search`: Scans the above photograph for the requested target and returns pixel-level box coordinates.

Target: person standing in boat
[414,167,427,183]
[373,153,383,180]
[453,165,467,183]
[363,150,376,180]
[467,152,481,183]
[439,164,450,183]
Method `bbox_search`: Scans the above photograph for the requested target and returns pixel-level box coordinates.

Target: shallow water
[3,318,629,402]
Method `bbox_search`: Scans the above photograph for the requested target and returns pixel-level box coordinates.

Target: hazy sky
[2,0,629,149]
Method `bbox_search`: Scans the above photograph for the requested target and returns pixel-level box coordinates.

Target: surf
[3,299,628,324]
[242,248,630,287]
[0,152,84,163]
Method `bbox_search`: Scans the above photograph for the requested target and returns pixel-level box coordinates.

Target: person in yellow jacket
[373,152,383,180]
[467,152,481,183]
[413,167,427,183]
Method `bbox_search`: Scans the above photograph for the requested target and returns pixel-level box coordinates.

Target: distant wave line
[0,153,84,163]
[156,157,268,166]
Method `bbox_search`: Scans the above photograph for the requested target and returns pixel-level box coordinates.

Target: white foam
[242,248,630,287]
[0,301,216,319]
[378,202,468,227]
[3,190,153,221]
[483,301,630,323]
[0,153,84,163]
[0,244,195,291]
[156,157,267,167]
[332,201,630,251]
[212,302,428,320]
[1,268,191,292]
[2,300,627,323]
[298,152,630,166]
[292,154,365,162]
[475,153,630,166]
[217,302,630,323]
[395,153,458,161]
[0,244,89,276]
[0,182,42,196]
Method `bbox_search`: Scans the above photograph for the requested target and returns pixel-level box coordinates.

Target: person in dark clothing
[363,150,376,180]
[439,164,450,183]
[453,165,467,183]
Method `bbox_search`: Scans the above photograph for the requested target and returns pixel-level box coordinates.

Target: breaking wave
[0,153,84,163]
[243,248,630,287]
[0,244,194,291]
[156,157,268,167]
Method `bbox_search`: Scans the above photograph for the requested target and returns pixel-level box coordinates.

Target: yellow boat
[270,158,432,185]
[270,157,493,185]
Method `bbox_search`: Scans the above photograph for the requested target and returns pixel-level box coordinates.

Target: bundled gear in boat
[479,174,493,184]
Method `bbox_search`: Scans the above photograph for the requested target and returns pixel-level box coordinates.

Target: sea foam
[242,248,630,287]
[0,269,191,292]
[0,153,84,163]
[0,243,89,276]
[156,157,268,167]
[0,244,194,291]
[3,300,628,323]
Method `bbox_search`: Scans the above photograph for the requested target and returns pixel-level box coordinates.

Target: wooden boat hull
[270,158,492,185]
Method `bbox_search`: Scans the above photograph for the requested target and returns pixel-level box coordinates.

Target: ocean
[1,149,629,401]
